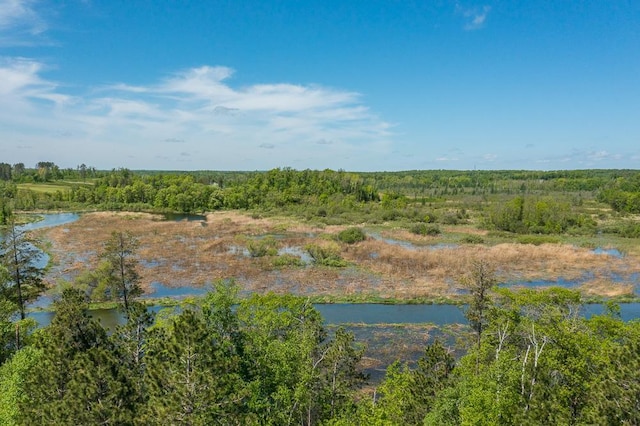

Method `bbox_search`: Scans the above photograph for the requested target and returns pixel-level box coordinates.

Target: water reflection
[501,277,582,289]
[20,212,80,231]
[278,246,313,264]
[141,282,211,299]
[592,247,624,258]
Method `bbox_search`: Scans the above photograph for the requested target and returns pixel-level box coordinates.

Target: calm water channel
[27,301,640,330]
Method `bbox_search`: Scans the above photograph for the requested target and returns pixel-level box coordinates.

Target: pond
[367,232,459,251]
[501,277,584,289]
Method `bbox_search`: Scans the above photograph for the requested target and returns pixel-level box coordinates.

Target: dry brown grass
[442,225,489,236]
[580,280,635,297]
[37,211,640,299]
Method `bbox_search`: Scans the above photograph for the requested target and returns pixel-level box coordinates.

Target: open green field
[17,180,94,194]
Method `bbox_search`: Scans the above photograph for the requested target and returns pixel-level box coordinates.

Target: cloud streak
[0,0,47,45]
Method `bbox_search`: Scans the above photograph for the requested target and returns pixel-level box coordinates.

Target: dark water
[141,282,211,299]
[27,302,640,330]
[581,303,640,319]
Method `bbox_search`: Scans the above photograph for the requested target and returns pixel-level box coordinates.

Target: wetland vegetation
[2,163,640,424]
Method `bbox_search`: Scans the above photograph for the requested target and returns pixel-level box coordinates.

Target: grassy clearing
[18,180,93,194]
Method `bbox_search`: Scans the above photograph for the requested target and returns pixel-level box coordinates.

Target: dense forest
[1,162,640,424]
[2,278,639,424]
[1,162,640,213]
[2,162,640,240]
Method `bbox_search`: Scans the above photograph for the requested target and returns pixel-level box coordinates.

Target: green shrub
[515,235,561,245]
[271,254,304,267]
[460,235,484,244]
[337,227,366,244]
[381,209,401,221]
[247,236,278,257]
[305,243,348,267]
[440,213,462,225]
[602,222,640,238]
[409,223,441,236]
[422,213,437,223]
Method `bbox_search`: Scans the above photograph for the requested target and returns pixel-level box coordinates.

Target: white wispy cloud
[0,60,393,169]
[587,150,622,162]
[0,0,47,45]
[0,57,72,107]
[535,149,627,167]
[457,4,491,31]
[483,153,497,161]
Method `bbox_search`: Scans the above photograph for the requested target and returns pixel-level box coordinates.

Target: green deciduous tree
[0,346,43,425]
[427,288,640,425]
[340,340,453,426]
[238,293,365,425]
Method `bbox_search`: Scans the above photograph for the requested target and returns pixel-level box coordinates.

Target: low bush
[271,254,304,267]
[460,235,484,244]
[337,227,367,244]
[515,235,561,245]
[305,243,348,267]
[602,222,640,238]
[440,212,462,225]
[380,209,401,221]
[247,236,278,257]
[409,223,441,236]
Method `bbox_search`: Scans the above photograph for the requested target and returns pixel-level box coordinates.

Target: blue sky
[1,0,639,171]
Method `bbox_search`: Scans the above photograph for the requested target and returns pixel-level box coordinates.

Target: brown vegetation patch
[378,228,440,245]
[580,280,635,297]
[442,225,488,236]
[36,211,640,300]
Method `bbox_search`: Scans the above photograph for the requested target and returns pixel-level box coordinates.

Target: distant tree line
[1,163,639,235]
[37,167,379,213]
[0,162,101,183]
